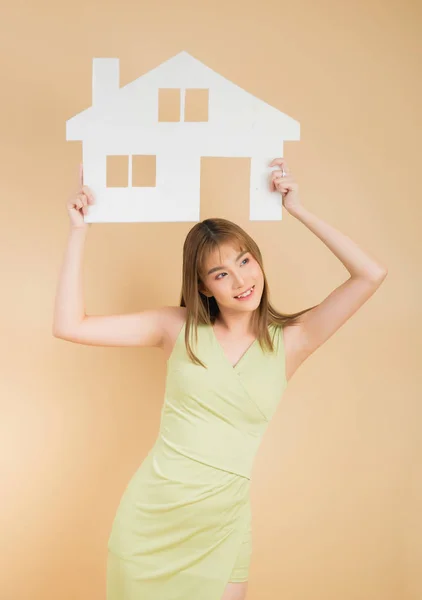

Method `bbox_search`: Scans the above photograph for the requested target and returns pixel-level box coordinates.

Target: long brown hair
[179,217,316,368]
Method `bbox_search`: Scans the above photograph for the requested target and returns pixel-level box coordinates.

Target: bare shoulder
[159,306,187,361]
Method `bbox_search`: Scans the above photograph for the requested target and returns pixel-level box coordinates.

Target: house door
[199,157,251,221]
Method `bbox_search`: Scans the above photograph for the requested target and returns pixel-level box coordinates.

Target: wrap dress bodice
[159,320,287,479]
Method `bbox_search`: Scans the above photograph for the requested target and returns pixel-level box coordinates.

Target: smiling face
[199,242,264,313]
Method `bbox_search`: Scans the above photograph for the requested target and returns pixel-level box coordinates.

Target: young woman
[53,158,387,600]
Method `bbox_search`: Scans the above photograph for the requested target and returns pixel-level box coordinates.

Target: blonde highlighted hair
[179,217,316,368]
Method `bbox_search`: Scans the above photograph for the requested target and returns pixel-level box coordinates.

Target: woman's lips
[234,285,255,300]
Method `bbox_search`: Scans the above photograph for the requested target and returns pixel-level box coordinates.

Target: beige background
[1,0,420,598]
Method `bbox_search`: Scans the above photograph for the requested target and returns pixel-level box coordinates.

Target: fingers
[69,178,95,218]
[269,157,290,173]
[272,171,291,181]
[271,173,292,188]
[74,194,85,211]
[269,158,294,193]
[81,185,95,204]
[269,158,290,193]
[77,164,95,204]
[74,190,90,215]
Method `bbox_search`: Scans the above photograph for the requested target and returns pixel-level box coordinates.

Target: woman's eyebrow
[206,250,248,275]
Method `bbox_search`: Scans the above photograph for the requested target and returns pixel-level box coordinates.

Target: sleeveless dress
[106,320,288,600]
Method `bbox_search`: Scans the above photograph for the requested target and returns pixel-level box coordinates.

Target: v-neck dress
[106,321,288,600]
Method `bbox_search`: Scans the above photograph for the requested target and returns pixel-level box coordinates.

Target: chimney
[92,57,120,107]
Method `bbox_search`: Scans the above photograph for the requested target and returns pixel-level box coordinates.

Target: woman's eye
[216,258,249,280]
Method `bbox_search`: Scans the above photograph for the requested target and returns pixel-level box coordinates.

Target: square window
[184,89,209,122]
[106,155,128,187]
[158,88,180,122]
[132,155,156,187]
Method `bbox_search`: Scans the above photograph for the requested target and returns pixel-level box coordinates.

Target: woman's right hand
[66,163,96,230]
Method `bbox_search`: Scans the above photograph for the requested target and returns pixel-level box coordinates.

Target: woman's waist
[155,418,260,480]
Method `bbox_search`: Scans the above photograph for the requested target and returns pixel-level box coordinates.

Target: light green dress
[107,320,287,600]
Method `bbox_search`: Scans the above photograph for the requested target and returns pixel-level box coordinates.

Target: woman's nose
[233,273,245,287]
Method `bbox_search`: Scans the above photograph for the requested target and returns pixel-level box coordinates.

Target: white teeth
[235,285,254,299]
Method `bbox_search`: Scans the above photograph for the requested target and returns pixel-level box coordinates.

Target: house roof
[66,51,300,142]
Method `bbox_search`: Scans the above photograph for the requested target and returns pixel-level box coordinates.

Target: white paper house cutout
[66,51,300,223]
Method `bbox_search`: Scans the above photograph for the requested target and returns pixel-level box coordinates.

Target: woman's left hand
[269,158,303,214]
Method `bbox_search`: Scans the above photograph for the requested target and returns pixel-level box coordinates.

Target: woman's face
[200,242,264,312]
